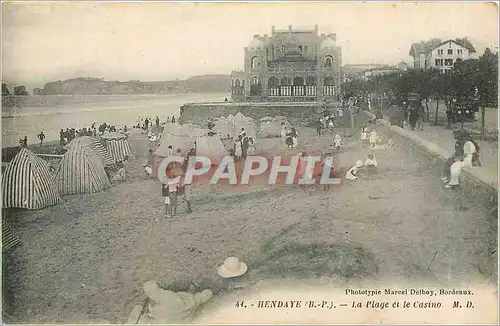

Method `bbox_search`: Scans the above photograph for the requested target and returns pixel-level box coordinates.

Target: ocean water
[2,93,227,147]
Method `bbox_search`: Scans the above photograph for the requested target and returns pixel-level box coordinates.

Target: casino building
[230,25,342,102]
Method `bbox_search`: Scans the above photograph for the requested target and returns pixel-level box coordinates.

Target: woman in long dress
[280,125,288,144]
[234,136,243,160]
[291,128,299,149]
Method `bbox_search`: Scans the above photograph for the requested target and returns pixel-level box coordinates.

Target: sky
[2,1,499,89]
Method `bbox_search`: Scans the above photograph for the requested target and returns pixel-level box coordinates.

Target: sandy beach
[3,124,496,323]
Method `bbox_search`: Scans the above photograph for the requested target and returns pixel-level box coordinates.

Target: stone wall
[367,111,497,208]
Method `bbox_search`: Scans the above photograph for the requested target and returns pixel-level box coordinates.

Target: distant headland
[1,74,231,108]
[4,75,231,95]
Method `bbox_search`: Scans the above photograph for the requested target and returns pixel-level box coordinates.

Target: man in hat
[140,280,213,324]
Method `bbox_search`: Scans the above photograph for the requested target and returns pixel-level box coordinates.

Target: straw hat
[355,160,364,168]
[217,257,248,278]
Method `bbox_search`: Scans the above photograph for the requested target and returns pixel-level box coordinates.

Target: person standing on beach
[156,117,160,128]
[172,116,176,124]
[37,132,45,147]
[21,136,28,147]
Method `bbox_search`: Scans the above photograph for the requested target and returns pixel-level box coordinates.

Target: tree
[477,48,498,140]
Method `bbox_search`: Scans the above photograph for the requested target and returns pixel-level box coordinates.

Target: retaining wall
[179,102,320,126]
[364,110,497,208]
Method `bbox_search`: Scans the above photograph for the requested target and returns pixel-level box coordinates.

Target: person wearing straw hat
[216,257,255,292]
[218,257,248,278]
[141,280,213,324]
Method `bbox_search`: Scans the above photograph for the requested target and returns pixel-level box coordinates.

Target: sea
[2,93,227,148]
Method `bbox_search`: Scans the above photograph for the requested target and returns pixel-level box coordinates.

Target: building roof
[320,37,336,49]
[248,38,264,49]
[409,38,476,57]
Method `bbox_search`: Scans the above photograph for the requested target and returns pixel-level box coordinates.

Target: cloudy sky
[2,2,498,88]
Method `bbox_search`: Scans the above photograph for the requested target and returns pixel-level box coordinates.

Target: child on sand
[345,160,364,181]
[334,134,342,150]
[364,154,378,173]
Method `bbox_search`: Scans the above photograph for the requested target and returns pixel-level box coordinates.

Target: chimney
[271,25,275,34]
[288,25,292,31]
[315,25,318,33]
[253,34,260,38]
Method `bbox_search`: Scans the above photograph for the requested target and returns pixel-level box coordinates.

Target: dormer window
[281,45,286,52]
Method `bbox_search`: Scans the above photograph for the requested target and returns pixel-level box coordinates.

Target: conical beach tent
[100,132,133,163]
[161,123,208,138]
[64,136,114,166]
[151,134,196,178]
[2,220,20,252]
[55,141,111,195]
[2,148,61,209]
[196,135,229,163]
[155,134,193,157]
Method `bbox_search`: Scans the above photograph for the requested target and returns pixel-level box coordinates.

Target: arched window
[306,76,316,85]
[325,56,333,68]
[268,77,279,88]
[324,76,335,86]
[280,77,291,86]
[251,76,260,85]
[251,56,260,69]
[293,77,304,86]
[234,79,241,88]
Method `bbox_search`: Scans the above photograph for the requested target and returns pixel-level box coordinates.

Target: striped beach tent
[2,220,20,252]
[2,148,61,210]
[64,136,114,166]
[100,132,133,163]
[55,141,111,195]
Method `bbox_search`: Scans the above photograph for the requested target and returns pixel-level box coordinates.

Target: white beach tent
[195,135,229,163]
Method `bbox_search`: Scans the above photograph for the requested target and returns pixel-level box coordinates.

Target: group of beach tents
[151,122,230,178]
[213,112,258,140]
[2,132,133,210]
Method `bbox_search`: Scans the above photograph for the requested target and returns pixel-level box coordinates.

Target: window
[251,56,260,69]
[457,49,463,55]
[298,45,303,51]
[444,59,453,66]
[435,59,442,66]
[438,49,444,55]
[281,45,286,52]
[325,56,333,68]
[448,49,453,55]
[304,45,308,51]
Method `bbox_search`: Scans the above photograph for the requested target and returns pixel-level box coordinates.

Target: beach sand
[2,127,496,323]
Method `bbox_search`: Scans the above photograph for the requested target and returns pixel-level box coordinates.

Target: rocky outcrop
[13,86,29,96]
[41,75,230,95]
[2,83,11,96]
